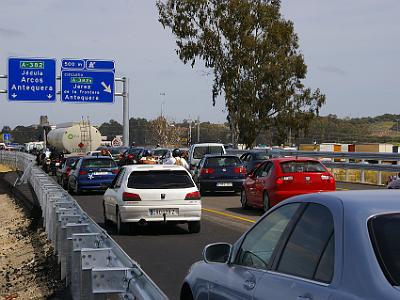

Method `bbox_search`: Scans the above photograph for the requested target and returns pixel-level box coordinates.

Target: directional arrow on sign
[11,93,17,98]
[47,94,52,99]
[101,82,112,93]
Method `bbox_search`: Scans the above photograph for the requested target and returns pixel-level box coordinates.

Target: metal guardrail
[0,151,168,300]
[226,148,400,185]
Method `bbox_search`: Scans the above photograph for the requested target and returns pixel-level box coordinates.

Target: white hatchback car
[103,164,202,234]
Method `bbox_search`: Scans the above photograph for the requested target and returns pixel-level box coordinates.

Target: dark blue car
[193,155,246,194]
[68,156,118,194]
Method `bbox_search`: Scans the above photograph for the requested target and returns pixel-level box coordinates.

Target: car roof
[82,155,114,160]
[285,190,400,219]
[122,164,189,172]
[269,156,319,163]
[203,154,241,159]
[191,143,225,147]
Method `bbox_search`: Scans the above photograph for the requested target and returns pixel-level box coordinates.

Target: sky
[0,0,399,128]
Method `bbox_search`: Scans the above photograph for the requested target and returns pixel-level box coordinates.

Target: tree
[149,116,181,147]
[157,0,325,147]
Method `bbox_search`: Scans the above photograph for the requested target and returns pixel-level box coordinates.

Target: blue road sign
[8,57,56,102]
[61,59,115,103]
[3,133,10,141]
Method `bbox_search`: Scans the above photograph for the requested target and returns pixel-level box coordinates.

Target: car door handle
[243,280,256,290]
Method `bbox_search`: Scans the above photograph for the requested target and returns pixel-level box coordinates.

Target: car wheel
[188,221,201,234]
[180,284,194,300]
[74,183,82,195]
[240,189,249,209]
[103,203,111,229]
[116,208,129,235]
[61,177,66,190]
[263,192,270,212]
[198,183,205,195]
[68,180,73,193]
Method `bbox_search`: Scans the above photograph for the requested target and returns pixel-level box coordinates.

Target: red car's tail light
[123,192,141,201]
[66,167,71,176]
[321,175,335,183]
[185,191,201,200]
[79,170,88,175]
[201,168,215,175]
[112,169,119,174]
[234,166,247,174]
[276,176,293,184]
[128,154,134,160]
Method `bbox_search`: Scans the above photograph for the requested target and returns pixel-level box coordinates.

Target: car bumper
[119,203,202,223]
[78,180,114,190]
[199,179,244,191]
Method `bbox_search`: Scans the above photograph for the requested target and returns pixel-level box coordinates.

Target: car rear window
[193,146,224,159]
[206,157,242,168]
[127,170,195,189]
[110,148,124,154]
[280,161,326,173]
[369,214,400,286]
[66,157,79,166]
[82,159,117,168]
[193,146,208,159]
[153,149,169,157]
[254,153,270,160]
[129,148,143,155]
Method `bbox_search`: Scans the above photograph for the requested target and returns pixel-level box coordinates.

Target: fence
[0,151,168,300]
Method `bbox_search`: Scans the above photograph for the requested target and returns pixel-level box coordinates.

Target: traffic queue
[38,142,340,204]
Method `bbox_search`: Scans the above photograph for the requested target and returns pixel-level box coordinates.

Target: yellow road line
[202,208,256,224]
[336,188,350,191]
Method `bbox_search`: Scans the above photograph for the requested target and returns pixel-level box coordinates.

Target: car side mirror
[203,243,232,264]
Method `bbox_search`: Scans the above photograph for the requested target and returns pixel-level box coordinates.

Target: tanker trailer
[47,124,102,154]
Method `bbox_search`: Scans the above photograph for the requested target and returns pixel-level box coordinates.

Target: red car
[241,157,336,211]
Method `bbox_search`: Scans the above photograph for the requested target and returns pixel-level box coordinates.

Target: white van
[188,143,226,170]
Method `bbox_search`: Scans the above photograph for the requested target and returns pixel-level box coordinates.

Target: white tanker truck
[47,122,102,154]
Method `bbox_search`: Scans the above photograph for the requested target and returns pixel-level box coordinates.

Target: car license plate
[55,162,60,166]
[217,182,233,187]
[93,172,109,175]
[149,208,179,216]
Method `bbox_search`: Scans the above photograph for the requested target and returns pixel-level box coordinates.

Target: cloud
[0,27,25,38]
[318,66,347,76]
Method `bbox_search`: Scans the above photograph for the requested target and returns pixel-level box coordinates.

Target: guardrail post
[361,160,366,183]
[377,160,382,185]
[71,233,103,300]
[79,248,113,300]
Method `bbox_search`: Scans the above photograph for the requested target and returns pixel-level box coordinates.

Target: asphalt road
[73,182,383,300]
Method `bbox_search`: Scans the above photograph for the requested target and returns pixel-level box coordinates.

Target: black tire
[116,208,129,235]
[74,183,82,195]
[103,203,112,229]
[180,284,194,300]
[263,192,270,212]
[61,177,67,190]
[240,189,249,209]
[188,221,201,233]
[198,182,205,196]
[68,180,73,193]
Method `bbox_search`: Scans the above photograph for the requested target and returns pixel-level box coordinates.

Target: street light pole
[160,92,166,118]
